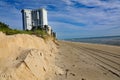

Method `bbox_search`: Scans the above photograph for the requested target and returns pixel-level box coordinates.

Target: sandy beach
[0,32,120,80]
[53,41,120,80]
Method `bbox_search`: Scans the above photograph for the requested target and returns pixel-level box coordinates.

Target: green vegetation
[0,22,48,38]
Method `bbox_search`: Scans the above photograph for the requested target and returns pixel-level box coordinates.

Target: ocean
[65,36,120,46]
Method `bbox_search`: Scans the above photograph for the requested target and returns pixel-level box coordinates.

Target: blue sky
[0,0,120,39]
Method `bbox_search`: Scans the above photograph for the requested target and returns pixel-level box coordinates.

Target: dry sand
[0,32,63,80]
[0,32,120,80]
[53,41,120,80]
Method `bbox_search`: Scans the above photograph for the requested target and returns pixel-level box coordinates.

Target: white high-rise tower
[21,9,32,30]
[21,8,48,30]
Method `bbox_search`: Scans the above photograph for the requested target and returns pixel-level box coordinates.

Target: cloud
[0,0,22,29]
[62,0,74,5]
[73,0,120,9]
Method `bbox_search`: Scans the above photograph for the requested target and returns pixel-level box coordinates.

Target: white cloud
[62,0,74,5]
[74,0,120,8]
[0,1,22,29]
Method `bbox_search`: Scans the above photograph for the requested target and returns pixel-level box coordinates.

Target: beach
[0,32,120,80]
[53,41,120,80]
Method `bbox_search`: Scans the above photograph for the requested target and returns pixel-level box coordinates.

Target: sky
[0,0,120,39]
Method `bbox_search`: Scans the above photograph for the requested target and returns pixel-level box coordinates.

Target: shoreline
[63,40,120,47]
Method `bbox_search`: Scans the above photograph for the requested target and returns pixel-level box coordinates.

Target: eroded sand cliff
[0,32,63,80]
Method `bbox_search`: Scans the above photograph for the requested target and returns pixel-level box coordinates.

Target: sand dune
[0,32,63,80]
[54,41,120,80]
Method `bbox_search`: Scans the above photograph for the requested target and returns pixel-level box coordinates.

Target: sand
[0,32,63,80]
[53,41,120,80]
[0,32,120,80]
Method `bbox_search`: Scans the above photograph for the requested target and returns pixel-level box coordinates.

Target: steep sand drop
[0,32,63,80]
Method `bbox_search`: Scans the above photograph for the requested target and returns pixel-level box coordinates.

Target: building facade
[21,9,32,30]
[21,8,48,30]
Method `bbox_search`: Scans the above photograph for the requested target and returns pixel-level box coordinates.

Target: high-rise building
[21,8,48,30]
[21,9,32,30]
